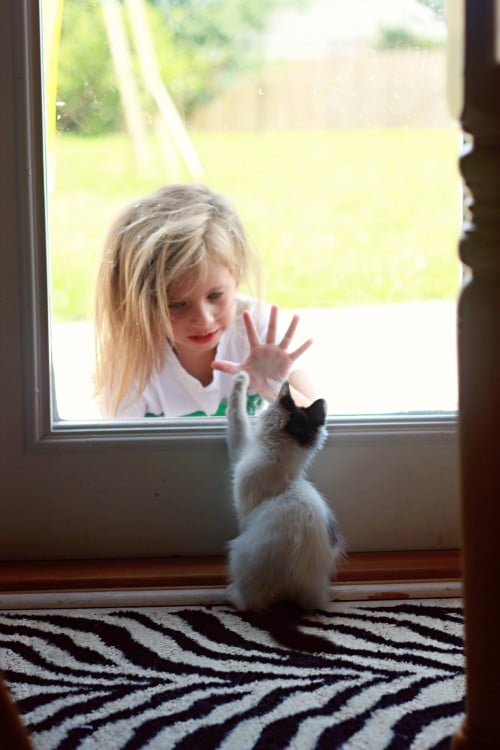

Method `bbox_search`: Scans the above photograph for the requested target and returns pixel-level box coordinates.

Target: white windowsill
[0,582,463,611]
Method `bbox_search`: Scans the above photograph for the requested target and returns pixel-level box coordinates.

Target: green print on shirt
[145,393,263,419]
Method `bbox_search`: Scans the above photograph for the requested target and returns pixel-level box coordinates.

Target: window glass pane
[45,0,460,420]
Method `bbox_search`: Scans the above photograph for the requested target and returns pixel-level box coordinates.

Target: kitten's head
[260,381,327,451]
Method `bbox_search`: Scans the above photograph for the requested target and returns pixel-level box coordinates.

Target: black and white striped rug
[0,599,464,749]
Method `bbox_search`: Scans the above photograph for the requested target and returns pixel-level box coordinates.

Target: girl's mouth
[188,330,219,345]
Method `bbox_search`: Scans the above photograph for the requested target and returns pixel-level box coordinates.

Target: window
[48,0,460,420]
[0,1,459,562]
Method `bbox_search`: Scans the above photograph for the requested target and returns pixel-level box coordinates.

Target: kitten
[226,370,343,613]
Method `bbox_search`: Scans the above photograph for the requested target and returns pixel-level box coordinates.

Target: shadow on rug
[0,599,464,749]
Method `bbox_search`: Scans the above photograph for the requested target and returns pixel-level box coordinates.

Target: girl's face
[168,263,237,361]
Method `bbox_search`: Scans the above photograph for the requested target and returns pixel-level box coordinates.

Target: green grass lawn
[49,128,462,322]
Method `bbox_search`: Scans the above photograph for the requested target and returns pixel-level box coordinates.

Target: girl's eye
[208,291,223,300]
[169,301,185,311]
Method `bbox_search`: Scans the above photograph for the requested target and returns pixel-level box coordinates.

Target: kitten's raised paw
[229,371,250,407]
[233,370,249,388]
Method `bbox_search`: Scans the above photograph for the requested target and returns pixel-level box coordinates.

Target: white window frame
[0,0,459,561]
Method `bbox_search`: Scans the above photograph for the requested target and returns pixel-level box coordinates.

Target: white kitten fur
[226,371,343,611]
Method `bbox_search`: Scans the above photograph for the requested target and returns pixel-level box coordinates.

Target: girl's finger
[279,314,299,349]
[289,338,313,361]
[242,310,261,348]
[265,304,279,345]
[211,359,241,375]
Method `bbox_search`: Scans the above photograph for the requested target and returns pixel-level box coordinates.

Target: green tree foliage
[416,0,444,17]
[375,25,444,50]
[56,0,121,134]
[56,0,307,135]
[151,0,307,116]
[375,0,445,50]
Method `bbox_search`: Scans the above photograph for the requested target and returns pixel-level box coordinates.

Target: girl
[94,184,316,418]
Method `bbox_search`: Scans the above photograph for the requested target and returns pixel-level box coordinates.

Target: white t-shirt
[115,296,274,419]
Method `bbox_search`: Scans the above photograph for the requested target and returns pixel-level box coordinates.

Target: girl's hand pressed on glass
[212,304,313,401]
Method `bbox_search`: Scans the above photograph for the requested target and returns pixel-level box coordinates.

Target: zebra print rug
[0,599,464,750]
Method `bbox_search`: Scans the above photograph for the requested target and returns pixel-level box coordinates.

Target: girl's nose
[191,301,214,326]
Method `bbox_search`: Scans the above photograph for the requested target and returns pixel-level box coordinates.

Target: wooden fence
[190,50,451,131]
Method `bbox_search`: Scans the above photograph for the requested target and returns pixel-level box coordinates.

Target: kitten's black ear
[278,380,296,412]
[278,380,291,400]
[306,398,327,427]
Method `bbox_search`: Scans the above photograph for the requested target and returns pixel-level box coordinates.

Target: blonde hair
[94,184,259,416]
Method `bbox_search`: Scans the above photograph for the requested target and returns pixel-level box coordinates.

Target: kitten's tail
[240,602,336,654]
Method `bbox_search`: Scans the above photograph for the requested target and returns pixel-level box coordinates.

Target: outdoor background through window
[44,0,461,419]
